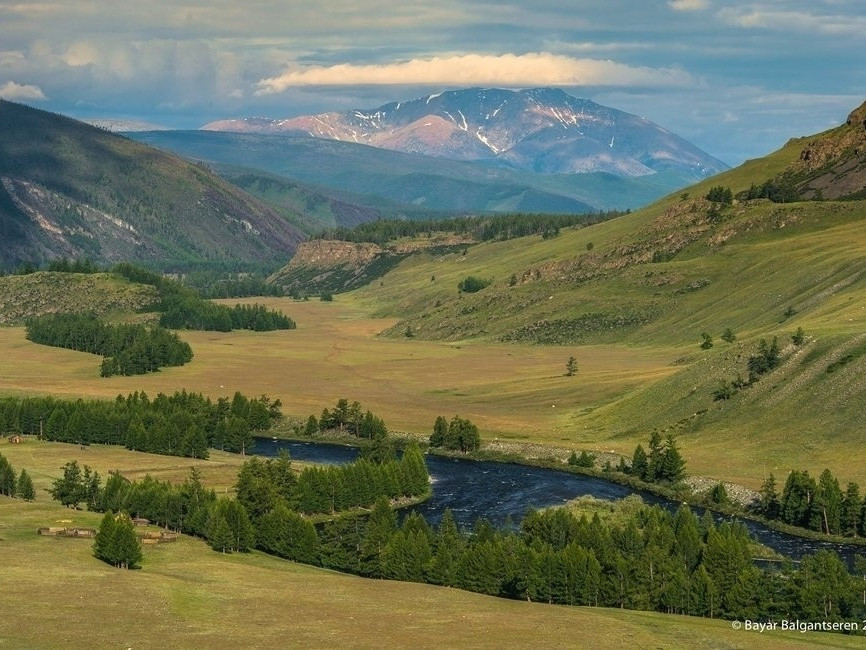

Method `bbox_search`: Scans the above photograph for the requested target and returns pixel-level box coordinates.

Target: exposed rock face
[286,240,385,269]
[791,99,866,199]
[846,100,866,130]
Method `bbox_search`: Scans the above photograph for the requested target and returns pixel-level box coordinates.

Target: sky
[0,0,864,165]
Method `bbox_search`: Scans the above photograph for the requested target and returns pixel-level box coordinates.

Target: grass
[0,299,681,446]
[0,438,254,495]
[0,441,857,649]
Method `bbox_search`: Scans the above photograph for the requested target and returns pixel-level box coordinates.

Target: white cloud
[255,52,696,95]
[668,0,710,11]
[718,8,866,35]
[0,80,46,100]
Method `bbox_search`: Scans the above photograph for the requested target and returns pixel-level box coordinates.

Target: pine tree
[93,510,118,564]
[207,508,234,553]
[660,434,686,483]
[841,483,862,538]
[646,432,664,481]
[630,444,648,480]
[17,468,35,501]
[429,416,448,447]
[0,454,15,497]
[360,496,397,576]
[758,473,780,520]
[112,512,143,569]
[94,511,142,569]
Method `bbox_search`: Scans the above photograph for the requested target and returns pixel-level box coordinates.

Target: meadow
[0,439,855,649]
[0,298,680,456]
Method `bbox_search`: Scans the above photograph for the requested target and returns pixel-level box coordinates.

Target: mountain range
[203,88,728,179]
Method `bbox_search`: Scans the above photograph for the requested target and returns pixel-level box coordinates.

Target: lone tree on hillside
[17,469,35,501]
[94,511,142,570]
[565,356,578,377]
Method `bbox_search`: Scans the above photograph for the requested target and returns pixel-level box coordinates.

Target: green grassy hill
[339,101,866,483]
[0,271,157,325]
[0,100,304,271]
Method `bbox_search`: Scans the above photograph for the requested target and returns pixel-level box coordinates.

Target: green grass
[0,442,856,649]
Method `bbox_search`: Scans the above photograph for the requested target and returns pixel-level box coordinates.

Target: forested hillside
[0,101,304,270]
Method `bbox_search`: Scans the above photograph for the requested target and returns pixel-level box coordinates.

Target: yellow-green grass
[0,494,854,649]
[0,438,254,495]
[0,300,680,443]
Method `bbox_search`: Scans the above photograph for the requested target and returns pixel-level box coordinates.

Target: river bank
[258,428,866,555]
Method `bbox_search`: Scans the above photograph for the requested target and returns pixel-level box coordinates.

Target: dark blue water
[251,438,865,565]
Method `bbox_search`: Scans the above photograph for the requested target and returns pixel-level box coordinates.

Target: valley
[3,95,866,647]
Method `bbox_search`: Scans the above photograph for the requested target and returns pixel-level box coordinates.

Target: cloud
[668,0,710,11]
[718,7,866,35]
[0,80,46,100]
[256,52,696,95]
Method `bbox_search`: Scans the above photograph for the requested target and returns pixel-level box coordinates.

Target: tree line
[42,451,866,629]
[311,398,389,440]
[49,444,430,560]
[178,270,285,299]
[111,263,295,332]
[623,432,686,485]
[235,445,429,517]
[755,468,866,538]
[429,415,481,452]
[0,390,281,458]
[313,211,623,246]
[26,312,193,376]
[0,452,35,500]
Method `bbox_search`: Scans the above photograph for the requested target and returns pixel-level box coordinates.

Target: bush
[457,276,491,293]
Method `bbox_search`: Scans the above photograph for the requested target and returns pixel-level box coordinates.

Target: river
[251,438,865,566]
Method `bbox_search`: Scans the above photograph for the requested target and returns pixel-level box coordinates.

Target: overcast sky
[1,0,863,164]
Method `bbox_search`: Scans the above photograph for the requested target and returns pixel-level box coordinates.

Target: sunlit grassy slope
[341,134,866,487]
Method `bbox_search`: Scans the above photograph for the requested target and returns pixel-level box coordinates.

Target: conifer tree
[17,468,35,501]
[0,454,15,497]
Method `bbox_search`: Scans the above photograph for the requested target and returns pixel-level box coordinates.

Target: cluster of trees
[46,258,101,273]
[755,468,866,538]
[26,312,193,376]
[318,498,866,625]
[46,452,866,627]
[50,445,429,562]
[93,511,142,569]
[159,299,295,332]
[111,263,294,333]
[626,432,686,484]
[0,390,281,458]
[235,445,429,517]
[429,415,481,452]
[1,258,100,275]
[568,450,596,468]
[713,336,785,401]
[740,178,799,203]
[705,186,733,204]
[314,399,388,439]
[457,276,491,293]
[0,452,35,500]
[313,212,621,246]
[178,270,284,299]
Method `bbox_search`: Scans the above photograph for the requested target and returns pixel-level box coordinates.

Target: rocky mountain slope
[0,100,305,271]
[203,87,728,180]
